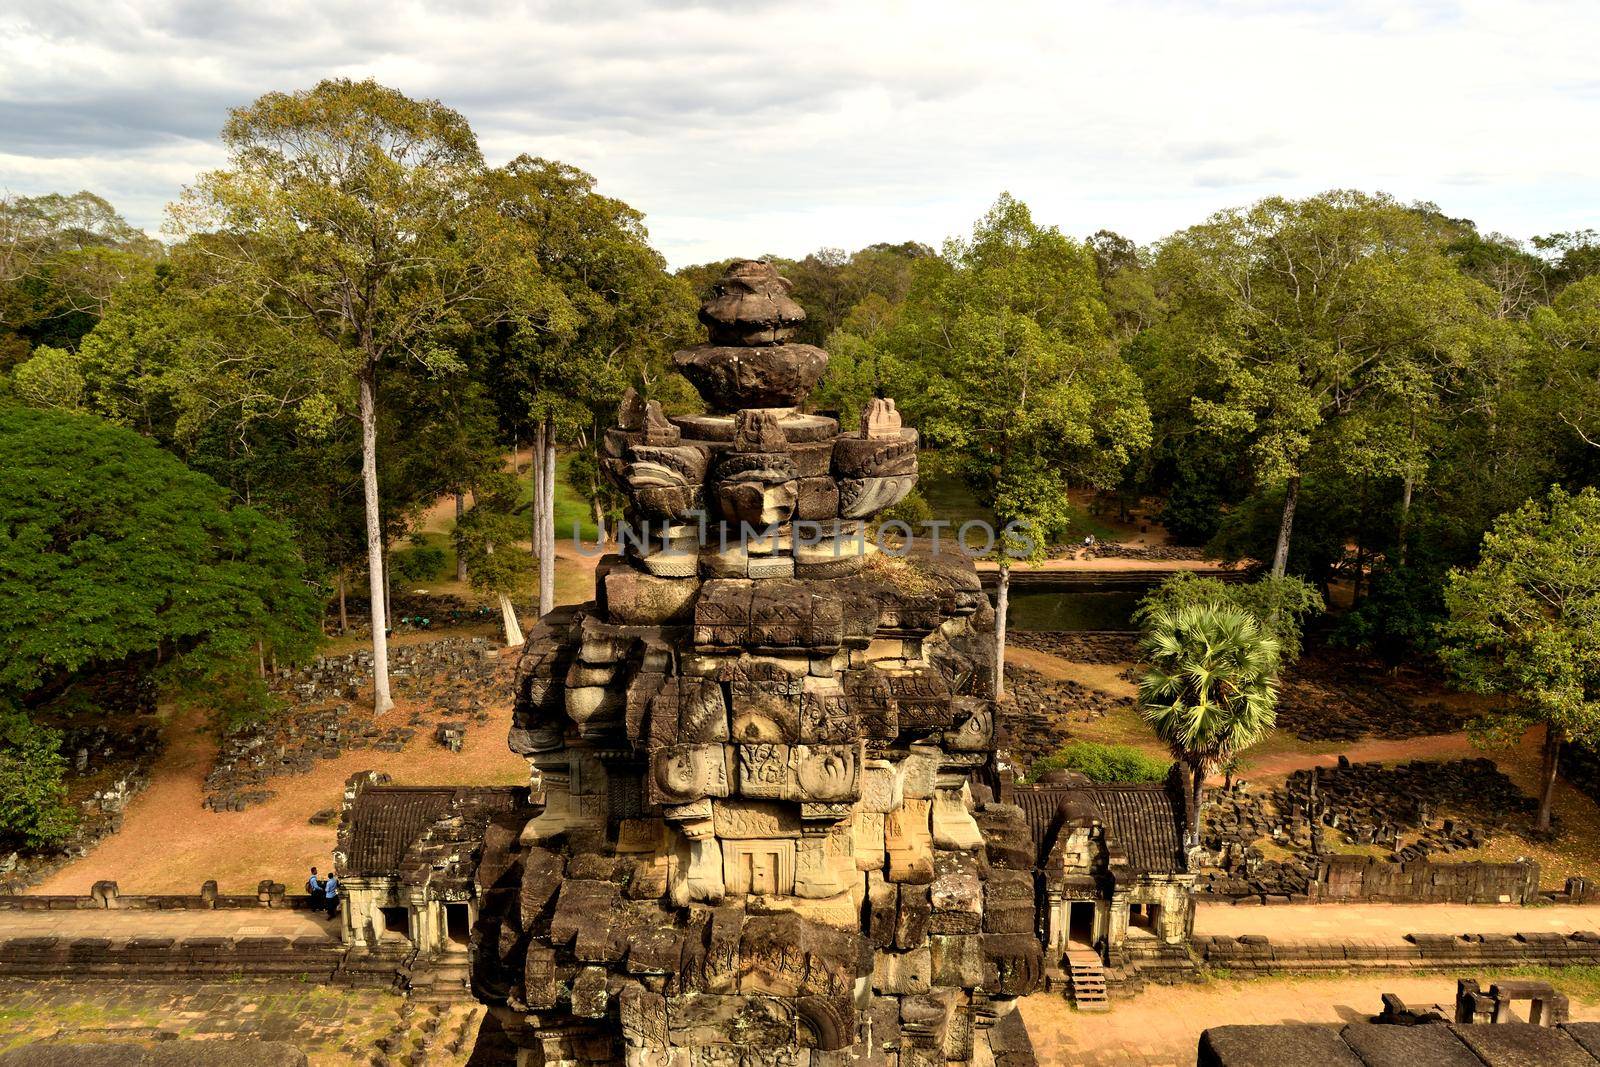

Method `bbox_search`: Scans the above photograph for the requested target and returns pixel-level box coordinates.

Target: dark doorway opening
[1130,902,1161,934]
[446,902,471,948]
[1069,901,1096,947]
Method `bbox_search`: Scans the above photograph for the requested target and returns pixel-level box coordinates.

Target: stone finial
[732,409,787,453]
[641,401,682,445]
[699,260,806,346]
[617,386,646,431]
[861,397,902,440]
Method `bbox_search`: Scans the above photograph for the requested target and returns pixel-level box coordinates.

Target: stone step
[1065,950,1111,1011]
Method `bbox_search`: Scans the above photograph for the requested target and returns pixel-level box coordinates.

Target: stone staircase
[1066,949,1110,1011]
[405,950,474,1003]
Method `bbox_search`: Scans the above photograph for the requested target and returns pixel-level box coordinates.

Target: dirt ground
[1020,969,1600,1066]
[30,689,529,895]
[1004,642,1600,889]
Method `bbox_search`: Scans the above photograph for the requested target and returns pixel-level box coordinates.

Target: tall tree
[483,156,694,616]
[1139,603,1281,845]
[170,79,556,711]
[1150,191,1504,578]
[1440,485,1600,833]
[0,191,160,364]
[893,194,1151,696]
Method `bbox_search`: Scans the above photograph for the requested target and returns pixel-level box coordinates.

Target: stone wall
[1198,930,1600,971]
[0,930,462,994]
[0,880,323,912]
[1314,856,1540,905]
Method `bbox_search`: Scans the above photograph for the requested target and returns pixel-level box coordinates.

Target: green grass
[916,462,1120,543]
[514,452,603,542]
[1025,740,1173,784]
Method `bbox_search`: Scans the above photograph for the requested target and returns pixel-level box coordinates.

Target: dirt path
[1238,732,1478,783]
[0,908,334,940]
[1020,972,1600,1066]
[31,691,529,896]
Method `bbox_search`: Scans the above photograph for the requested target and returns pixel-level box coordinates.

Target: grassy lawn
[514,451,604,543]
[917,462,1123,543]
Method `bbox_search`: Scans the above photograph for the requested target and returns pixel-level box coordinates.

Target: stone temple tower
[476,261,1042,1065]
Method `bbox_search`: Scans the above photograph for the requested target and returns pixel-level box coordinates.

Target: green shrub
[0,710,77,849]
[1026,741,1171,784]
[393,545,448,583]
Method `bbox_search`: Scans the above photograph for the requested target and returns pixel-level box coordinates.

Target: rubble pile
[1196,758,1538,899]
[204,637,509,811]
[1001,665,1134,772]
[1274,657,1467,742]
[1008,631,1138,665]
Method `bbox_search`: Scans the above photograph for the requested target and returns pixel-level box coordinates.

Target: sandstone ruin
[469,261,1045,1064]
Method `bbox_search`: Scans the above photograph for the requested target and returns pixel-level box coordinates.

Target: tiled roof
[345,787,456,875]
[1084,785,1185,874]
[1010,781,1186,874]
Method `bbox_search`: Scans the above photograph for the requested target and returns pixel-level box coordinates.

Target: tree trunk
[382,536,393,636]
[454,491,468,582]
[1188,761,1206,847]
[1398,473,1415,566]
[337,573,348,635]
[357,366,394,713]
[1271,475,1300,579]
[1537,724,1563,833]
[498,594,525,648]
[531,425,545,615]
[540,419,557,617]
[592,497,608,548]
[256,639,266,680]
[993,563,1010,699]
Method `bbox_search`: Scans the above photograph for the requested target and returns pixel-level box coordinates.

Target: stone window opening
[380,906,410,942]
[1129,901,1162,936]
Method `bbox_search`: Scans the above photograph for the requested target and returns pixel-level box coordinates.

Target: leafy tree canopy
[1440,485,1600,830]
[0,405,321,703]
[1135,572,1323,663]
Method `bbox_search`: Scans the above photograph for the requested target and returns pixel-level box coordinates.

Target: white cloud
[1,0,1596,265]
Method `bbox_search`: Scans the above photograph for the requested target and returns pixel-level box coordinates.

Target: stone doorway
[1129,901,1161,937]
[446,902,471,948]
[1068,901,1096,948]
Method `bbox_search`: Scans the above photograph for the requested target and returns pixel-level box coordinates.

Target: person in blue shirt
[306,867,323,897]
[323,869,340,919]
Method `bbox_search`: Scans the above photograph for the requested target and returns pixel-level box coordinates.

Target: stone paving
[0,979,483,1065]
[1195,902,1600,942]
[1020,972,1600,1066]
[0,909,337,941]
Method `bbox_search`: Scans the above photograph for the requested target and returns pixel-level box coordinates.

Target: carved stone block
[712,800,800,839]
[651,744,732,806]
[931,786,984,852]
[605,567,701,625]
[885,798,934,884]
[722,838,797,896]
[838,475,916,519]
[794,476,841,521]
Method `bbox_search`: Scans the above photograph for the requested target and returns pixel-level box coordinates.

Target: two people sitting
[306,865,340,919]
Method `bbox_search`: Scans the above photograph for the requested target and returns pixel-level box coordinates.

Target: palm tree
[1139,603,1281,847]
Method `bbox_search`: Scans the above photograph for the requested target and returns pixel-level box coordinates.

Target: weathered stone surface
[480,256,1038,1066]
[1199,1025,1364,1067]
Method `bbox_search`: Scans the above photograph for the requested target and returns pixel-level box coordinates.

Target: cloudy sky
[2,0,1597,266]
